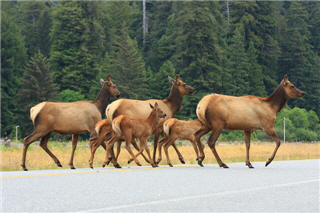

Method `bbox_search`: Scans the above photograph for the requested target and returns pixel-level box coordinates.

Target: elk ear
[100,79,105,85]
[283,75,289,85]
[154,102,159,108]
[175,74,180,81]
[107,75,112,82]
[149,103,154,109]
[168,76,174,83]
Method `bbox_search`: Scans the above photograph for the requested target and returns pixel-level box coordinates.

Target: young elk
[21,76,121,171]
[98,75,195,165]
[89,119,150,168]
[157,119,205,167]
[103,102,166,168]
[195,75,305,168]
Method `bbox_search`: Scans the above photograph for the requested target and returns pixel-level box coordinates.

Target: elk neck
[164,85,183,116]
[147,110,161,131]
[93,84,111,115]
[265,84,288,113]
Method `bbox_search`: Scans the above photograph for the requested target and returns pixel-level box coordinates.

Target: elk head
[101,75,121,98]
[168,75,195,96]
[149,102,167,118]
[282,75,305,98]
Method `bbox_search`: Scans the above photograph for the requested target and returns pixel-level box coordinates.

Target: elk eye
[291,86,295,89]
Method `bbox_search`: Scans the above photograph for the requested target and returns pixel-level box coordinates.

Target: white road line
[83,179,319,212]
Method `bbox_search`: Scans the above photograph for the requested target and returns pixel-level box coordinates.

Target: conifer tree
[15,52,59,136]
[1,11,27,137]
[109,23,148,100]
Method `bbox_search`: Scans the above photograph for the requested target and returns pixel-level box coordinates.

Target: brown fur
[195,75,305,168]
[90,75,195,165]
[157,119,205,167]
[88,120,150,168]
[20,76,121,171]
[103,103,166,168]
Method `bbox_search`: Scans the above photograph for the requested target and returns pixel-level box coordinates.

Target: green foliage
[2,1,320,139]
[15,52,59,137]
[1,10,27,137]
[58,89,85,103]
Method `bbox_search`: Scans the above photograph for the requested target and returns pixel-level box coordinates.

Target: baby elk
[157,119,205,167]
[103,102,166,168]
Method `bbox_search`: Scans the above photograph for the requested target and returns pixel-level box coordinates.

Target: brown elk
[20,76,121,171]
[103,102,166,168]
[157,118,205,167]
[96,75,195,165]
[195,75,305,168]
[89,119,150,168]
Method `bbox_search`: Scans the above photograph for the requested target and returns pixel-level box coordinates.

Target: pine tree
[15,52,59,136]
[50,1,103,97]
[1,11,27,137]
[108,23,148,100]
[246,41,266,97]
[226,29,249,96]
[149,61,176,100]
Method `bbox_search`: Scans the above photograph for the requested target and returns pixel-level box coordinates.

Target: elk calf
[89,120,150,168]
[157,119,205,167]
[103,102,166,168]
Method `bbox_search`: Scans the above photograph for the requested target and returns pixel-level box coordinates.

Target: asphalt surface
[1,160,319,212]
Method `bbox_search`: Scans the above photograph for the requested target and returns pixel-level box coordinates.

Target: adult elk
[20,76,121,171]
[157,119,205,167]
[103,103,166,168]
[195,75,305,168]
[101,75,195,164]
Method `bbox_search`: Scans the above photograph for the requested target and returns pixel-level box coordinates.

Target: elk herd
[20,74,305,171]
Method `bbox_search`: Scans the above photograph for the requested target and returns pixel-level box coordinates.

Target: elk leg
[164,139,174,167]
[152,129,161,164]
[265,129,281,167]
[89,135,105,169]
[190,137,204,161]
[194,125,211,166]
[68,134,79,169]
[157,137,167,164]
[141,138,157,167]
[128,139,150,164]
[39,132,63,168]
[125,138,142,166]
[21,130,50,171]
[207,128,228,168]
[244,131,254,168]
[171,142,185,164]
[104,137,121,168]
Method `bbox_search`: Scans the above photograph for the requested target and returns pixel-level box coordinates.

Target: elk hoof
[220,164,229,168]
[71,167,76,169]
[180,160,185,164]
[102,164,106,168]
[115,164,122,169]
[168,163,173,167]
[57,164,62,167]
[265,161,271,167]
[23,168,28,171]
[90,167,93,169]
[106,161,110,166]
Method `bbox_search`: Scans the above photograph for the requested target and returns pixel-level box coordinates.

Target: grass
[1,142,319,171]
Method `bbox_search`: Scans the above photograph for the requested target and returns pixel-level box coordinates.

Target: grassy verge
[1,142,319,171]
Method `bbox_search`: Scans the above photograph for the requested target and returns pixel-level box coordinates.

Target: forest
[1,1,320,142]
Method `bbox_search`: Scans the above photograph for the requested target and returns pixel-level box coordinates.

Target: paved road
[1,160,319,212]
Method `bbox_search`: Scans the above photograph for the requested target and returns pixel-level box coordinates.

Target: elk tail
[112,117,123,137]
[163,120,173,136]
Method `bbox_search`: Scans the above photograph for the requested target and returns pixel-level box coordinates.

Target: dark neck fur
[165,85,183,116]
[266,83,288,113]
[93,84,110,115]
